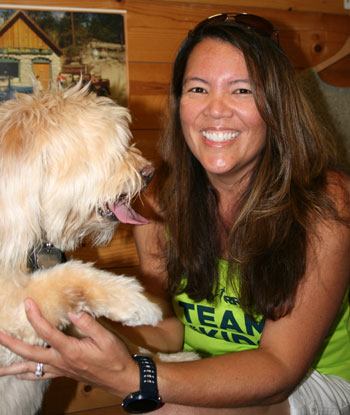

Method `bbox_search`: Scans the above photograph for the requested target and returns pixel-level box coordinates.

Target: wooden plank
[0,0,348,16]
[66,404,125,415]
[129,93,168,129]
[132,129,163,165]
[67,224,138,269]
[155,0,350,16]
[128,61,171,129]
[318,66,350,87]
[44,378,123,415]
[129,62,171,95]
[0,0,123,10]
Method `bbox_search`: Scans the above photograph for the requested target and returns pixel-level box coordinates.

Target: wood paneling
[129,93,169,130]
[125,1,350,67]
[67,224,138,269]
[128,62,172,129]
[43,377,124,415]
[155,0,350,15]
[0,18,44,48]
[1,0,349,15]
[131,129,163,164]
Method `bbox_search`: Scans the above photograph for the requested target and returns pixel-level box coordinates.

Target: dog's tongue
[112,202,149,225]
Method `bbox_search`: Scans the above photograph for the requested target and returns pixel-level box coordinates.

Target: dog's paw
[28,261,163,328]
[98,273,163,327]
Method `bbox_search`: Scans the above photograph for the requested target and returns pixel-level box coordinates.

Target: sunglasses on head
[188,13,279,44]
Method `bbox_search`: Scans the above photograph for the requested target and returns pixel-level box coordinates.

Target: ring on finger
[34,362,44,378]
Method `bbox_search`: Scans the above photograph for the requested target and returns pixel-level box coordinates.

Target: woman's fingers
[0,329,52,364]
[24,298,71,349]
[68,310,119,350]
[0,299,97,378]
[0,360,59,380]
[25,298,114,353]
[17,361,62,380]
[0,360,33,376]
[0,330,63,380]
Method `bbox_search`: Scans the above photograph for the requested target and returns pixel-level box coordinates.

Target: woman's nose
[203,95,233,119]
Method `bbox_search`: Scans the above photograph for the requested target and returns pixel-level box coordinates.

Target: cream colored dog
[0,83,162,415]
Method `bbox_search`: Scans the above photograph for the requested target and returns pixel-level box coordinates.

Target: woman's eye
[234,88,252,94]
[189,87,206,93]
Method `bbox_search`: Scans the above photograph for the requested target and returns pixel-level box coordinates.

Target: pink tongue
[111,202,149,225]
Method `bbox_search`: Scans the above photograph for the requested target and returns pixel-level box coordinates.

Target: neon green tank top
[173,260,350,381]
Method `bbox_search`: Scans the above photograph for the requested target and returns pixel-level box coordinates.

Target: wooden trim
[150,0,350,16]
[0,0,348,17]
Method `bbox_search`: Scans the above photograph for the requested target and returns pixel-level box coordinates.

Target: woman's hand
[0,297,138,397]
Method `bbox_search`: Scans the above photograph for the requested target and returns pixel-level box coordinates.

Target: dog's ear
[0,104,43,273]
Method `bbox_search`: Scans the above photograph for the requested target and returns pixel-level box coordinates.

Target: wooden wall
[2,0,350,413]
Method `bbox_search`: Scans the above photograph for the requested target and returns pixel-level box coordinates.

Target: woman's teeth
[202,131,239,142]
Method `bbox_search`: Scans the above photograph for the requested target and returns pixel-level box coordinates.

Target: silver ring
[34,362,44,378]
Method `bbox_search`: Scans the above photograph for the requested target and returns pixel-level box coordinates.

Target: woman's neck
[216,195,240,260]
[209,172,251,259]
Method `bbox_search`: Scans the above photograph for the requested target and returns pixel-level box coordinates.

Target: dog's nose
[141,165,154,186]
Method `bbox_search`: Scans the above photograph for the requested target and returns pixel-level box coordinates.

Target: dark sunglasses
[188,13,279,44]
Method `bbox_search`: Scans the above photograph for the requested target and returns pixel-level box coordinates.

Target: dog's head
[0,83,153,273]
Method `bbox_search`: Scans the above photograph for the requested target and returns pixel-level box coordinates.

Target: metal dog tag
[28,242,67,272]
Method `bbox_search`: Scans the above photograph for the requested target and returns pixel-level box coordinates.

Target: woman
[0,14,349,414]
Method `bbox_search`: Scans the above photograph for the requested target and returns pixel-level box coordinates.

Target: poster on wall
[0,6,127,106]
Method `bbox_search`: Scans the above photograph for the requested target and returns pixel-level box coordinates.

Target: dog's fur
[0,84,163,415]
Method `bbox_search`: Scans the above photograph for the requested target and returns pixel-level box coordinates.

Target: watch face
[123,397,161,414]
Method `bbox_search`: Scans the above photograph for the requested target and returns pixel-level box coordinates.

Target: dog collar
[28,242,67,272]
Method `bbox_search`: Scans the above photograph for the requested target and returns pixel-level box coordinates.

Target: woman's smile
[202,129,240,144]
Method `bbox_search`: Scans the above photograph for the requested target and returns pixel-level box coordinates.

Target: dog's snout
[141,165,154,186]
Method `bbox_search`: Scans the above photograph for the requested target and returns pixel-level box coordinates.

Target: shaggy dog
[0,83,162,415]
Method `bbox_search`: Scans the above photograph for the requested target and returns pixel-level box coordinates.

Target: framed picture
[0,6,127,105]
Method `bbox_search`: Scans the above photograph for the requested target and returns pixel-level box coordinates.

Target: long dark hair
[157,22,347,319]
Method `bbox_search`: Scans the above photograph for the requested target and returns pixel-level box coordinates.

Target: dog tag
[28,242,67,271]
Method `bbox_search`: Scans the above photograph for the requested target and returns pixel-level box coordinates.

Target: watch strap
[121,354,162,413]
[132,354,159,398]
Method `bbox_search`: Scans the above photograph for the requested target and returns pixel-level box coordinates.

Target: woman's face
[180,38,267,189]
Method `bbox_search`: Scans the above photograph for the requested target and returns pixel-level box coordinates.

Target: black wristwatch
[122,355,162,414]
